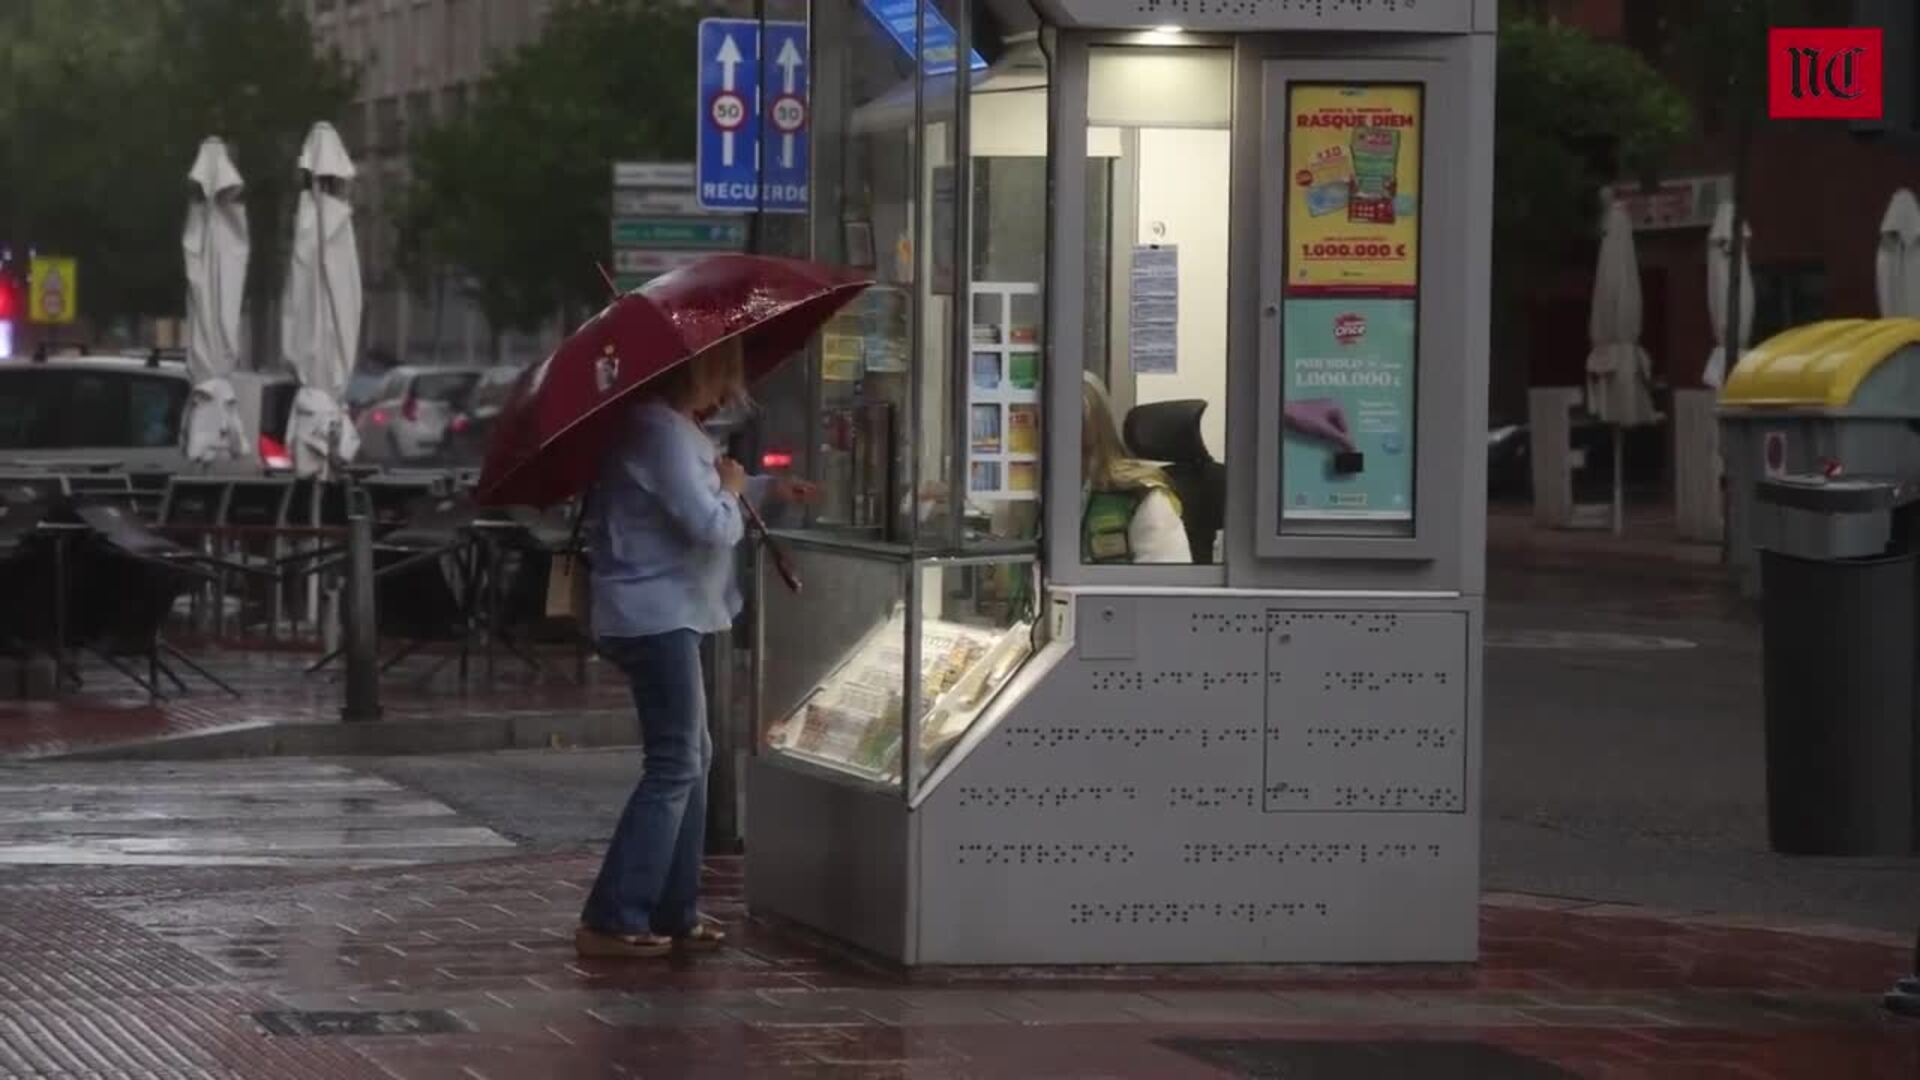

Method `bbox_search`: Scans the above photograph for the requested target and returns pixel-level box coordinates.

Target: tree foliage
[1493,16,1691,285]
[0,0,356,332]
[398,0,700,341]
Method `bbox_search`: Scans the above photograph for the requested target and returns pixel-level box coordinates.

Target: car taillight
[450,413,471,434]
[369,408,390,425]
[259,434,293,471]
[402,396,419,423]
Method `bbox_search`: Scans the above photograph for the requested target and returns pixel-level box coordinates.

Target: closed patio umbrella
[1584,201,1657,534]
[1702,202,1752,390]
[280,122,363,477]
[1876,188,1920,318]
[181,137,251,464]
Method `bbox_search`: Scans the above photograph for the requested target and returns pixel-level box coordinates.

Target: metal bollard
[340,484,382,723]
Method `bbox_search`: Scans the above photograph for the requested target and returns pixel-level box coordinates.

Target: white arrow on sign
[716,34,743,167]
[775,37,803,169]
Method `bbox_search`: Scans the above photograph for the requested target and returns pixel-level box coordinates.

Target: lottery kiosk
[747,0,1495,964]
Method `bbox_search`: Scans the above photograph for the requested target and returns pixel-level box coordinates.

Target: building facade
[306,0,559,367]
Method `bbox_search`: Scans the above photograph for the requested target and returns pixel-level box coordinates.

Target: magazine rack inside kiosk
[750,0,1495,965]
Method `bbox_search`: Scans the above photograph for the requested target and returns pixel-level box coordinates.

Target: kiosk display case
[746,0,1494,966]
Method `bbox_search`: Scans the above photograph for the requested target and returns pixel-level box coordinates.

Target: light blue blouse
[589,400,770,639]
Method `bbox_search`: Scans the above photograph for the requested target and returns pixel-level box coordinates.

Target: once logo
[1768,27,1882,120]
[1332,312,1366,344]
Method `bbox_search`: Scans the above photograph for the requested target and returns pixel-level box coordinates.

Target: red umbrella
[476,254,871,509]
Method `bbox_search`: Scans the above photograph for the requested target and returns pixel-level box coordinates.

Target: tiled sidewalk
[2,852,1916,1078]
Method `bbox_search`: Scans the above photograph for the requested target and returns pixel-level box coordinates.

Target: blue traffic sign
[696,18,809,215]
[860,0,986,76]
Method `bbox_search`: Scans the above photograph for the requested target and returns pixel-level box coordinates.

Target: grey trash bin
[1720,319,1920,598]
[1758,474,1920,855]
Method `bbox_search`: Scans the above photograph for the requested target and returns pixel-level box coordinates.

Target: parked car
[344,368,388,419]
[227,370,300,472]
[440,363,526,464]
[352,365,486,463]
[0,351,193,472]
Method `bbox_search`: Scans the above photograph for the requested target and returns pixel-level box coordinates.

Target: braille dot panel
[956,785,1139,809]
[1168,785,1258,809]
[1264,610,1469,814]
[1183,841,1444,865]
[1067,900,1330,926]
[1189,612,1265,636]
[1291,726,1457,750]
[1329,784,1461,810]
[1005,725,1260,750]
[1088,670,1261,693]
[1319,670,1452,693]
[1269,612,1403,634]
[955,842,1136,866]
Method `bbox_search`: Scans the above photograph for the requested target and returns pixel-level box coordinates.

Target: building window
[335,105,367,157]
[405,91,433,140]
[1621,0,1669,65]
[1752,261,1826,342]
[374,96,402,155]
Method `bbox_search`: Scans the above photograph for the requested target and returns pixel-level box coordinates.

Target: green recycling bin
[1757,475,1920,856]
[1720,319,1920,598]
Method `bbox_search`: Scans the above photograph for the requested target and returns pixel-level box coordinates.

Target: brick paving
[1,848,1915,1078]
[0,652,629,760]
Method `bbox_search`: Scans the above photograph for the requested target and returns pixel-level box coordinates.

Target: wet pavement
[0,761,513,870]
[1,829,1916,1078]
[1,547,1918,1074]
[0,652,632,761]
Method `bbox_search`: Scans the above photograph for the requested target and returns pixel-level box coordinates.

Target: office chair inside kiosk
[1123,398,1226,565]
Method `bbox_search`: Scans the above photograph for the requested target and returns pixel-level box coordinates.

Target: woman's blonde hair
[660,336,750,413]
[1081,372,1168,491]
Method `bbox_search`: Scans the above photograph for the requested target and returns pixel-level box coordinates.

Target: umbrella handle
[739,495,801,594]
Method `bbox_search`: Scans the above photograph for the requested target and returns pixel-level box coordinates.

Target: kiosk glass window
[1075,45,1233,569]
[755,0,1041,798]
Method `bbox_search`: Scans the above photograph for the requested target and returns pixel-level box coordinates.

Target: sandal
[673,922,727,952]
[575,925,672,958]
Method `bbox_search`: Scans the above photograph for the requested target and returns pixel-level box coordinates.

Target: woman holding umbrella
[575,338,818,957]
[473,256,871,959]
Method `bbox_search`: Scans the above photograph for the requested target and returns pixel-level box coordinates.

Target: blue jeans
[581,629,711,937]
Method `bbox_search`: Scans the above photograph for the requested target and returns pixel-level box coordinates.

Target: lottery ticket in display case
[753,536,1039,793]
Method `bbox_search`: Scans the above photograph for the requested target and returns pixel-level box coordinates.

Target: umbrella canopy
[1876,188,1920,318]
[1584,201,1658,427]
[280,122,363,477]
[1701,202,1753,390]
[477,254,871,508]
[181,137,252,464]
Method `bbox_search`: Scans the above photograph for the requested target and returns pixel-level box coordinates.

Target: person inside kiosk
[1080,372,1190,564]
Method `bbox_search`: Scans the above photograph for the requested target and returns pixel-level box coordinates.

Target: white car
[352,365,485,463]
[0,351,194,473]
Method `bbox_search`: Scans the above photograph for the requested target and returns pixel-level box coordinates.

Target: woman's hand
[770,477,821,505]
[717,456,748,495]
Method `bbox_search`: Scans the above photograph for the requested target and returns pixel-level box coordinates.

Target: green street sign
[610,217,746,250]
